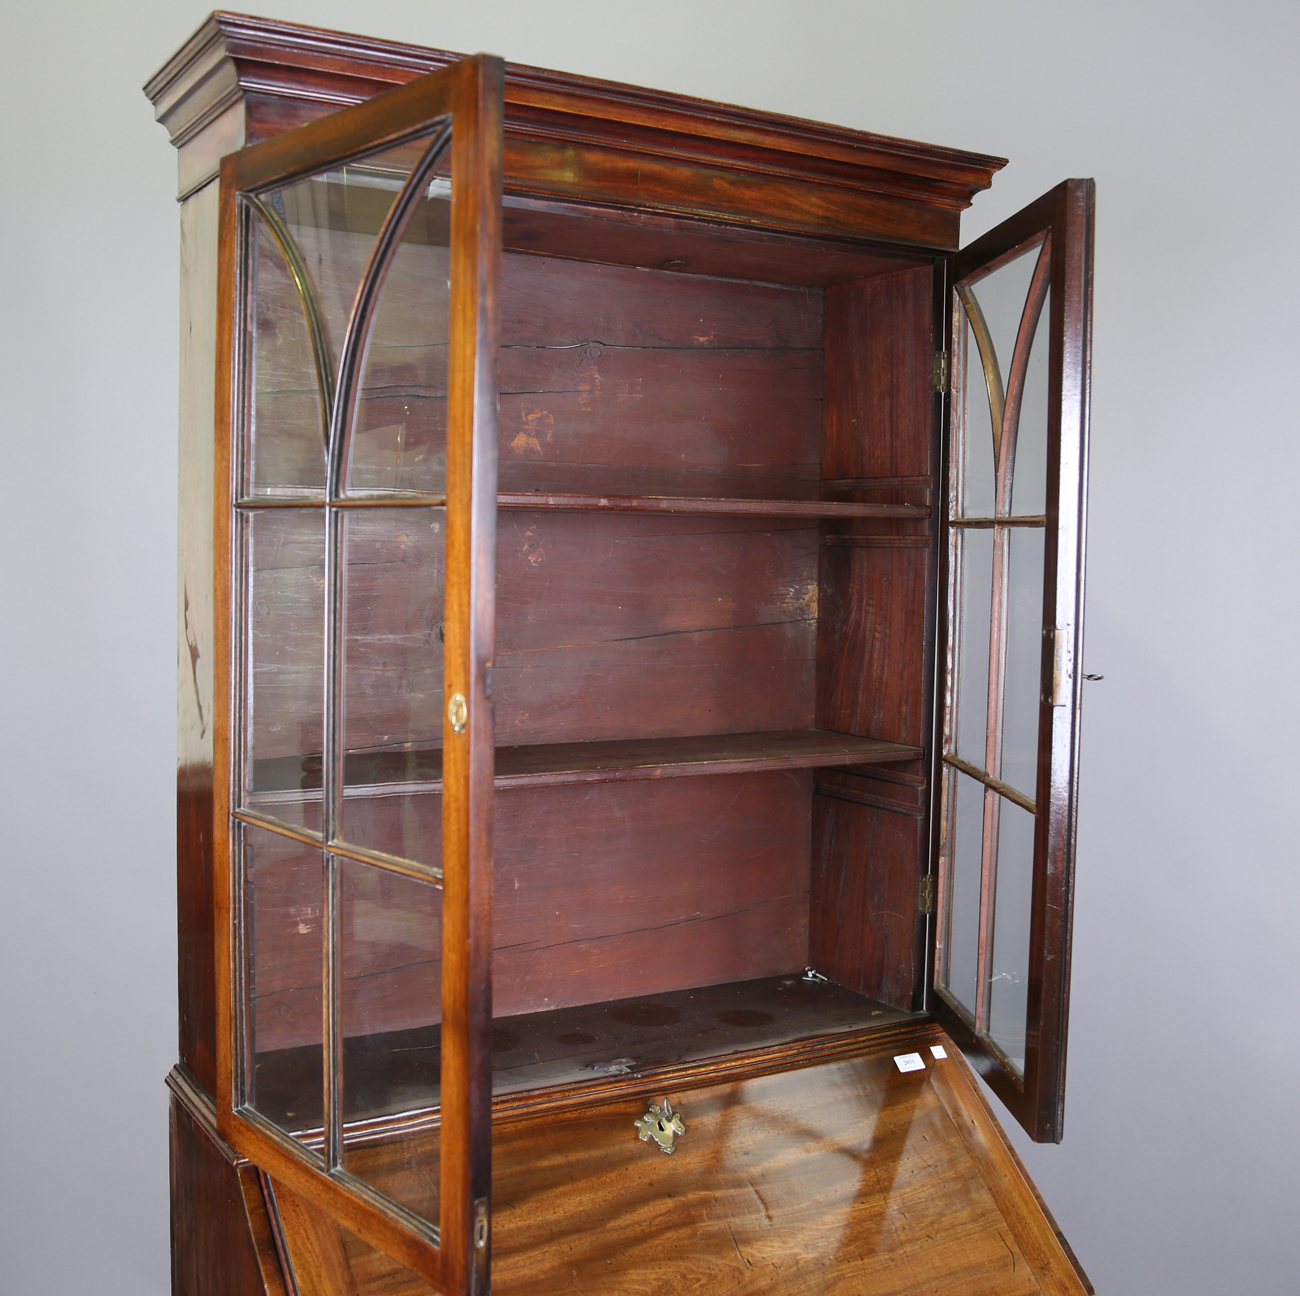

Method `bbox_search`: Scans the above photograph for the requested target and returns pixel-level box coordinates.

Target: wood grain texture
[169,1092,272,1296]
[147,14,1004,235]
[498,493,927,518]
[495,511,818,745]
[502,198,927,287]
[816,545,932,745]
[484,1029,1090,1296]
[810,791,926,1011]
[179,772,218,1096]
[492,772,812,1016]
[497,252,823,501]
[272,1177,361,1296]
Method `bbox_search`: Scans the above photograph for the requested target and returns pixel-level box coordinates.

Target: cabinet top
[145,11,1005,249]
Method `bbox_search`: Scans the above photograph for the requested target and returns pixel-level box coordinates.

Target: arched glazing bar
[956,233,1050,512]
[325,121,453,501]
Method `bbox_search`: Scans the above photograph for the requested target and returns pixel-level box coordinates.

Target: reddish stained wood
[169,1094,272,1296]
[498,344,822,499]
[821,264,936,502]
[502,250,823,348]
[491,730,922,789]
[498,493,927,518]
[817,545,932,745]
[178,771,218,1096]
[148,14,1004,232]
[485,1032,1090,1296]
[810,794,926,1010]
[496,620,814,745]
[491,773,811,1017]
[497,510,815,650]
[494,510,818,744]
[502,199,927,287]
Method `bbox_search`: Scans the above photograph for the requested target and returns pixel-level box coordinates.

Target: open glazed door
[213,56,502,1290]
[933,180,1093,1143]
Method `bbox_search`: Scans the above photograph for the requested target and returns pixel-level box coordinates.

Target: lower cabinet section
[170,1025,1090,1296]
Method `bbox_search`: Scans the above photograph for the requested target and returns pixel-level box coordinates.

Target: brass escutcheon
[635,1098,685,1155]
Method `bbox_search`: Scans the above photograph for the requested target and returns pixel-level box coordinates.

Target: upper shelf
[251,729,923,798]
[497,493,931,520]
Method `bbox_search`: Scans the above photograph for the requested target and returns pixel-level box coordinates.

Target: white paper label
[894,1052,925,1073]
[930,1045,948,1060]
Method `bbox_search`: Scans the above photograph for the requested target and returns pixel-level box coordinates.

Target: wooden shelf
[250,975,918,1131]
[251,729,923,797]
[497,492,930,519]
[492,729,922,789]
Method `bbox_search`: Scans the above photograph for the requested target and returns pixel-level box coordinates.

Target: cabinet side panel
[170,1097,271,1296]
[814,266,936,1008]
[178,180,220,1094]
[810,794,925,1009]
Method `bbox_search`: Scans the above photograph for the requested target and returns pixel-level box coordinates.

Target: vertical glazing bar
[324,852,341,1169]
[231,819,250,1108]
[322,499,344,1171]
[975,519,1009,1029]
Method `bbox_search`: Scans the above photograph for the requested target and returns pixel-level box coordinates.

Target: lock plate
[635,1098,685,1155]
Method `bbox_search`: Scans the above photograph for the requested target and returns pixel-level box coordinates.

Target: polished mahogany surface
[266,1030,1090,1295]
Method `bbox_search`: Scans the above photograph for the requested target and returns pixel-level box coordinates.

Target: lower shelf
[250,975,917,1134]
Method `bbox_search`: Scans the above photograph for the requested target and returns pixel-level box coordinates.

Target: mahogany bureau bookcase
[147,14,1094,1295]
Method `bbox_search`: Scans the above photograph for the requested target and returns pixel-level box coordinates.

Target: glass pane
[245,509,325,835]
[347,178,451,496]
[989,798,1037,1074]
[959,312,995,518]
[1000,528,1046,798]
[244,825,324,1145]
[943,770,986,1019]
[1010,286,1051,517]
[247,136,447,498]
[954,528,994,769]
[338,508,445,866]
[339,860,442,1226]
[963,247,1038,400]
[249,216,326,496]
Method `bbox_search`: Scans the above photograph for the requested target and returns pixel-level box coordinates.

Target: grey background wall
[2,1,1296,1291]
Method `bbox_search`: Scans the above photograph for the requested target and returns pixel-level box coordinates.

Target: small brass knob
[448,692,468,734]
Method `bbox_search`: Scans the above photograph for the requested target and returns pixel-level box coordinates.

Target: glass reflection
[338,508,445,867]
[1010,286,1051,518]
[348,184,451,496]
[989,799,1036,1074]
[999,528,1046,799]
[955,529,994,769]
[244,825,324,1143]
[960,315,995,518]
[943,770,985,1020]
[339,860,442,1225]
[245,509,325,834]
[249,216,327,496]
[245,134,450,499]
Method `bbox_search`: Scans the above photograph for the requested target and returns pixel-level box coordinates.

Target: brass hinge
[931,351,950,394]
[918,875,936,916]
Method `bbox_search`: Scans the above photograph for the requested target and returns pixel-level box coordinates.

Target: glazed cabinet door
[932,180,1093,1143]
[214,57,502,1291]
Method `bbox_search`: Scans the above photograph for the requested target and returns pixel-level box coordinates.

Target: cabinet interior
[247,196,941,1132]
